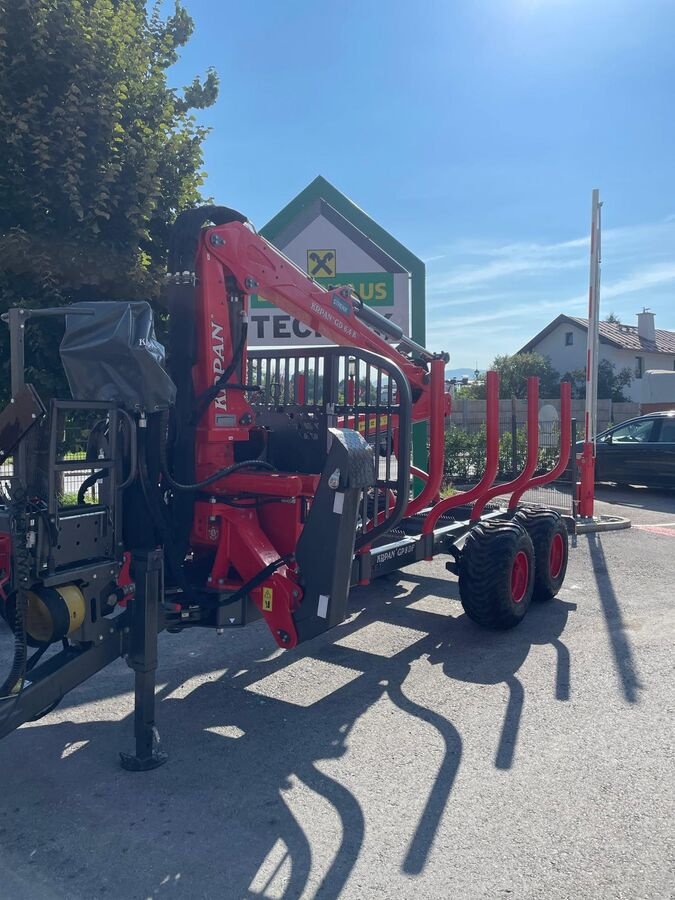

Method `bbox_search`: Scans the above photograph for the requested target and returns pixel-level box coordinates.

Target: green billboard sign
[252,272,394,308]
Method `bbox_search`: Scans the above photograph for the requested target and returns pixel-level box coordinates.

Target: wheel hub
[549,532,565,579]
[511,550,529,603]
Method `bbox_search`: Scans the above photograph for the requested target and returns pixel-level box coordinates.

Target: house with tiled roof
[518,309,675,402]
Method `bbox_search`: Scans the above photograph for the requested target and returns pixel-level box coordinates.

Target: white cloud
[428,254,583,293]
[425,217,675,294]
[422,217,675,367]
[430,296,585,332]
[602,263,675,299]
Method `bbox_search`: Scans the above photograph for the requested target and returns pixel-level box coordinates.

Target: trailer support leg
[120,549,168,771]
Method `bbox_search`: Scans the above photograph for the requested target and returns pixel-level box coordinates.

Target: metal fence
[1,456,99,504]
[443,416,578,514]
[2,410,576,514]
[1,409,106,504]
[448,397,638,432]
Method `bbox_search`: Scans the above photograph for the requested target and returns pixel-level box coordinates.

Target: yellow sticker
[307,249,336,278]
[262,587,273,612]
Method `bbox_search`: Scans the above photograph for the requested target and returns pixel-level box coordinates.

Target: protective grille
[247,347,412,549]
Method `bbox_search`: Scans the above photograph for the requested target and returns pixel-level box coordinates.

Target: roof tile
[568,317,675,353]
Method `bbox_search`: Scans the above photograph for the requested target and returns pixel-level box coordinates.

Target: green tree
[604,312,622,324]
[565,359,633,402]
[0,0,218,404]
[456,352,562,399]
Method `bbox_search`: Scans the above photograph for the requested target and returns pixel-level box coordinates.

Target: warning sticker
[262,587,273,611]
[307,249,336,277]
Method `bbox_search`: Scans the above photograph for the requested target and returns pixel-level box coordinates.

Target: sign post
[578,188,602,518]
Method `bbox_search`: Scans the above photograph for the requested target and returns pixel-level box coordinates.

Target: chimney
[637,307,656,342]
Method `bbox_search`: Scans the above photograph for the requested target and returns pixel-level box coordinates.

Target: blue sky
[169,0,675,369]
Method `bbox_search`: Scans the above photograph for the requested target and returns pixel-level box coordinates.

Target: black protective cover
[60,302,176,411]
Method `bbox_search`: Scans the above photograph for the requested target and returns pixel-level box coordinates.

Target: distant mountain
[445,367,477,380]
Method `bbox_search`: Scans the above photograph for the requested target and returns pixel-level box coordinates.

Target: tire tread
[514,508,569,601]
[458,521,535,629]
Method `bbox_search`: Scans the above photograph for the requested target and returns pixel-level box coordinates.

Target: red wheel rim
[549,532,565,579]
[511,551,529,604]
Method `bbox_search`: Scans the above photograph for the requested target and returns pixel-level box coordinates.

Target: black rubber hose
[191,321,248,425]
[77,469,106,505]
[137,424,193,596]
[85,419,108,462]
[0,489,29,701]
[0,590,27,700]
[162,458,276,493]
[199,554,292,611]
[158,408,276,492]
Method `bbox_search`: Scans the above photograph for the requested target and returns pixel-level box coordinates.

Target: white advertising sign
[249,199,410,347]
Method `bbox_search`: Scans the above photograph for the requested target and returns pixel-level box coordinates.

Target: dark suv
[578,411,675,489]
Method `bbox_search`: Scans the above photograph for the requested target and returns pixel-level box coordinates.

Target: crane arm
[198,220,445,419]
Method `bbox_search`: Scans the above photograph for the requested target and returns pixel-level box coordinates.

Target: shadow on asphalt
[0,577,577,899]
[587,533,642,704]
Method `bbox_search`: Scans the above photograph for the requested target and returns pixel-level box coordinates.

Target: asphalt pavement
[0,488,673,900]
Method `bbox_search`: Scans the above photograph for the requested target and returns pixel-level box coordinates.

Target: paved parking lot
[0,489,673,900]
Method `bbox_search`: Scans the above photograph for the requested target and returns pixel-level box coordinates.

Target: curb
[573,515,632,534]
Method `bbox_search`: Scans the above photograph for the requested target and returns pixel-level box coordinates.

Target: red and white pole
[578,189,602,518]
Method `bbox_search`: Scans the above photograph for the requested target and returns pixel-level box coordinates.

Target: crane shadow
[0,570,576,899]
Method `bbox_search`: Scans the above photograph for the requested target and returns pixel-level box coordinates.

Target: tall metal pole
[578,189,602,518]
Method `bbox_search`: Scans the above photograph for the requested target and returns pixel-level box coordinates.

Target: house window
[635,356,644,379]
[565,331,573,346]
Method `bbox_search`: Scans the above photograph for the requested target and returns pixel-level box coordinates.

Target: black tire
[514,508,569,602]
[458,521,535,629]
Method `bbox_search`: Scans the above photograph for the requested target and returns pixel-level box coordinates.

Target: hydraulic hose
[199,554,293,612]
[158,410,275,492]
[0,591,27,700]
[162,458,276,492]
[77,469,106,505]
[137,421,193,596]
[0,486,29,702]
[192,322,248,424]
[78,409,137,504]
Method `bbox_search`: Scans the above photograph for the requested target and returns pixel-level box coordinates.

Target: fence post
[510,395,517,478]
[571,417,578,517]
